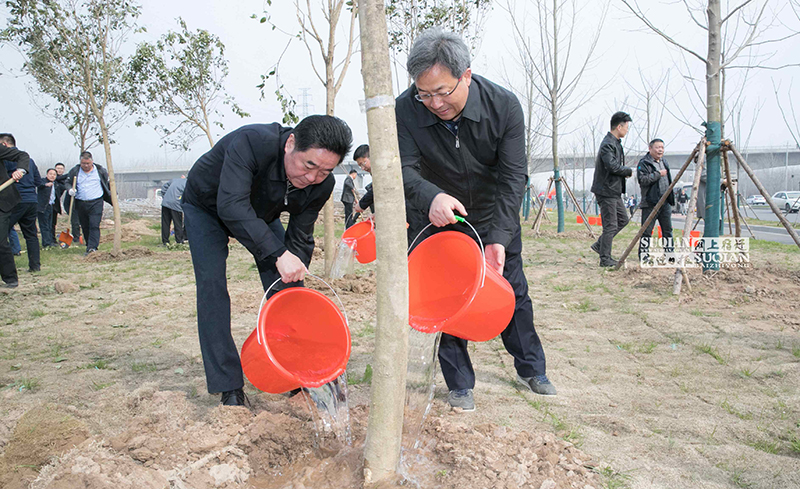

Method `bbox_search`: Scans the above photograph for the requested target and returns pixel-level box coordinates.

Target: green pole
[703,121,721,272]
[554,170,564,232]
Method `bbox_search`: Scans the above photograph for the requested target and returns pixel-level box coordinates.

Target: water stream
[329,240,356,279]
[302,373,352,455]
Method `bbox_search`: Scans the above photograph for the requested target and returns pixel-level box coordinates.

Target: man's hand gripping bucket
[240,274,351,394]
[407,217,515,342]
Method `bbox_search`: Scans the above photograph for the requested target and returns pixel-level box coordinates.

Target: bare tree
[4,0,141,256]
[626,68,674,146]
[502,0,608,233]
[257,0,358,275]
[620,0,798,270]
[386,0,491,87]
[358,0,410,480]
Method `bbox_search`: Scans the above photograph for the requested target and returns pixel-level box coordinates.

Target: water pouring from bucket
[240,274,351,394]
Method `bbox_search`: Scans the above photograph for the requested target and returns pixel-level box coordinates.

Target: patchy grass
[696,343,727,365]
[347,364,373,386]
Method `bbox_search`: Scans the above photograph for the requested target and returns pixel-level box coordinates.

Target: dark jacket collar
[641,152,668,168]
[414,74,483,128]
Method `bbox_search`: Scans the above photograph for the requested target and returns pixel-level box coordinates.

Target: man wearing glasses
[397,28,556,413]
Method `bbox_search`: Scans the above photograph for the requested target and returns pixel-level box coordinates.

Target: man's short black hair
[55,162,65,168]
[46,167,57,173]
[610,111,632,130]
[353,144,370,160]
[649,138,664,147]
[80,151,93,160]
[293,115,353,164]
[349,169,358,175]
[0,133,16,147]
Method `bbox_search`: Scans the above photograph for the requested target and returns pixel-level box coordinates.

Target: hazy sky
[1,0,797,171]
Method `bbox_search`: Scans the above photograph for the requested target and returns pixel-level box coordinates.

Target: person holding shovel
[182,116,352,406]
[397,28,556,412]
[64,151,113,255]
[0,135,31,288]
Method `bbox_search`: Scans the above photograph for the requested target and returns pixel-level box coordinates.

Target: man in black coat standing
[590,112,633,267]
[64,151,114,255]
[182,115,352,406]
[2,134,41,273]
[637,138,674,261]
[37,167,60,248]
[341,169,359,228]
[397,28,556,413]
[0,134,31,288]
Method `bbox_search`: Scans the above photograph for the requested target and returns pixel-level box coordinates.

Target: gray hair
[407,27,471,81]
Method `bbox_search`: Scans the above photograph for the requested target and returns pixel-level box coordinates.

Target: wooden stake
[532,178,554,235]
[721,146,740,237]
[728,142,800,250]
[560,177,596,238]
[673,144,705,295]
[615,141,703,270]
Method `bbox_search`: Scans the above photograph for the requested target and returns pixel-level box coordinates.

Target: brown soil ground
[1,216,798,488]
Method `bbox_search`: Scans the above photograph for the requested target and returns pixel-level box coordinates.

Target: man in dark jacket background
[160,176,187,245]
[637,138,674,261]
[37,167,59,248]
[397,28,556,412]
[341,169,359,228]
[353,144,374,215]
[590,112,633,267]
[182,116,352,406]
[65,151,114,255]
[0,134,31,288]
[2,134,41,273]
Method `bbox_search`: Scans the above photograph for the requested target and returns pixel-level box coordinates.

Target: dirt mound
[99,219,159,244]
[0,405,90,489]
[27,386,599,489]
[84,246,154,262]
[329,272,377,295]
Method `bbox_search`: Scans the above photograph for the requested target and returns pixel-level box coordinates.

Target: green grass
[30,309,46,318]
[720,399,753,420]
[612,341,634,353]
[748,439,779,454]
[638,341,657,354]
[13,377,40,392]
[552,283,575,292]
[696,343,727,364]
[594,466,632,489]
[570,298,599,313]
[85,359,111,370]
[792,344,800,358]
[91,380,115,391]
[356,322,375,338]
[131,361,158,372]
[347,364,373,385]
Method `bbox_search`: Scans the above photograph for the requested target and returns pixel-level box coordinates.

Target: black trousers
[51,207,59,242]
[639,204,674,257]
[8,202,40,271]
[183,201,302,394]
[410,222,546,391]
[593,195,629,261]
[38,205,54,247]
[0,209,16,284]
[75,198,103,251]
[161,207,185,244]
[343,201,359,229]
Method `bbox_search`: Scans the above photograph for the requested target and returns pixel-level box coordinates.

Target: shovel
[58,177,78,248]
[0,177,15,193]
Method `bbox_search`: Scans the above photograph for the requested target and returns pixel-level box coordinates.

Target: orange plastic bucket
[342,219,376,264]
[576,216,584,224]
[241,277,351,393]
[588,216,596,225]
[408,230,515,342]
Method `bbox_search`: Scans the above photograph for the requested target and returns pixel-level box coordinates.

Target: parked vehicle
[771,191,800,213]
[745,195,766,206]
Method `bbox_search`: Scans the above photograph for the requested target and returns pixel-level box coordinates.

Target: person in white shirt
[65,151,113,255]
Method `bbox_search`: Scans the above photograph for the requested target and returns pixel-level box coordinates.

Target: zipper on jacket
[455,134,460,149]
[285,181,289,206]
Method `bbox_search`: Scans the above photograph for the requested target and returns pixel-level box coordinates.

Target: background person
[590,112,633,268]
[341,169,359,228]
[52,162,66,240]
[397,28,556,413]
[637,138,674,261]
[2,134,41,273]
[0,134,32,288]
[160,175,187,245]
[353,144,374,215]
[182,116,352,406]
[37,167,58,248]
[65,151,113,255]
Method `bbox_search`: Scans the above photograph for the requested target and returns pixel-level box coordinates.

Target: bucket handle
[256,273,350,347]
[407,216,486,289]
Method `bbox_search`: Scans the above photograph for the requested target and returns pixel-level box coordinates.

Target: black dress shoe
[1,281,18,289]
[220,388,248,406]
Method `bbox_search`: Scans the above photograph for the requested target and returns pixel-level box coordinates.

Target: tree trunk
[97,114,122,256]
[359,0,410,483]
[704,0,722,272]
[551,0,564,233]
[324,79,336,276]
